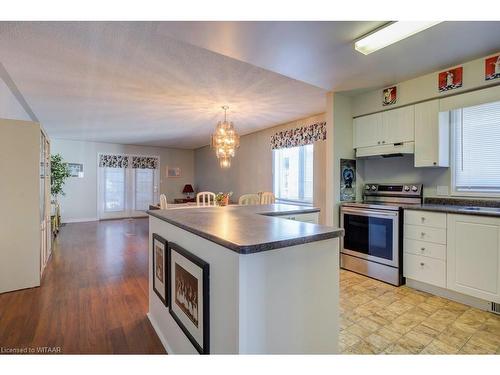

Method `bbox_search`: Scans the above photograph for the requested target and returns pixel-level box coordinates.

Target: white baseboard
[62,217,98,224]
[406,278,491,311]
[147,312,173,354]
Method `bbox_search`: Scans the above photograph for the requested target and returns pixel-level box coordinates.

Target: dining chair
[260,192,276,205]
[159,194,168,209]
[196,191,216,206]
[238,193,260,206]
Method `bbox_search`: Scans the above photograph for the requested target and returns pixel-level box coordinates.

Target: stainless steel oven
[340,183,423,286]
[341,206,399,268]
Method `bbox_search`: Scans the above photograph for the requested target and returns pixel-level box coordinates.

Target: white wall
[51,139,194,222]
[0,68,32,121]
[352,51,500,117]
[330,93,364,227]
[350,51,500,198]
[194,113,328,224]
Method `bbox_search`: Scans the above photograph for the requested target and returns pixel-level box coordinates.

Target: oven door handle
[341,207,399,217]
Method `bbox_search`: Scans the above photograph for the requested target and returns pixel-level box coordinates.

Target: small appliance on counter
[340,183,423,286]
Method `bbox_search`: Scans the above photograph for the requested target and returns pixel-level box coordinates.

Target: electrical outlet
[437,186,449,196]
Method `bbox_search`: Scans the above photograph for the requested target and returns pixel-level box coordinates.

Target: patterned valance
[99,154,129,168]
[132,156,158,169]
[270,122,327,149]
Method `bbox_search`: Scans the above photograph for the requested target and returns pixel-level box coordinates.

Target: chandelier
[211,106,240,168]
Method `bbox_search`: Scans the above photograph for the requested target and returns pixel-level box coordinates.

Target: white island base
[148,215,340,354]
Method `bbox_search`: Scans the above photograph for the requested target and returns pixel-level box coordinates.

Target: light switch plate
[437,186,449,196]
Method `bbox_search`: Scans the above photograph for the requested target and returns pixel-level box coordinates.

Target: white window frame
[97,153,160,219]
[272,144,314,206]
[450,105,500,198]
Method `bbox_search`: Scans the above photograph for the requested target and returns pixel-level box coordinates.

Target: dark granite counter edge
[424,197,500,208]
[147,210,343,254]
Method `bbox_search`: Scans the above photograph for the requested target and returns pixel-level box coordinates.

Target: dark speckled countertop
[148,204,343,254]
[403,197,500,218]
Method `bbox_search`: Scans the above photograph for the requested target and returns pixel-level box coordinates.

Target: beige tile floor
[339,269,500,354]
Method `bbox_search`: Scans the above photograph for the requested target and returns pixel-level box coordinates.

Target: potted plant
[50,154,71,202]
[215,191,233,206]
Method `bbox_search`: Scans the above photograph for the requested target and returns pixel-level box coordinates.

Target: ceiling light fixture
[354,21,442,55]
[211,106,240,168]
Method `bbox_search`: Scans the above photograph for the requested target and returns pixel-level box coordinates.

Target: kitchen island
[147,204,343,354]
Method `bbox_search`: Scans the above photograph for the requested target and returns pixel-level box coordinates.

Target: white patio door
[98,154,159,219]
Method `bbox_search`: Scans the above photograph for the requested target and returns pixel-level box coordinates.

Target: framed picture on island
[152,233,168,306]
[168,242,210,354]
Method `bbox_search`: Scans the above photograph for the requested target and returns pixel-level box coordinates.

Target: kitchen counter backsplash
[424,197,500,208]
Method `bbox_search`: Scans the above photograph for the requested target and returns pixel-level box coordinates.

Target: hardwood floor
[0,218,166,354]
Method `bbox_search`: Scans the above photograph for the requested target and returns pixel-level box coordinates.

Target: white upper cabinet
[353,106,414,149]
[414,100,450,167]
[353,112,383,148]
[447,214,500,303]
[383,106,415,144]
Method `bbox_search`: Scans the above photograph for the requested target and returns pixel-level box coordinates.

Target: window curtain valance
[99,154,158,169]
[270,122,327,149]
[131,156,158,169]
[99,154,129,168]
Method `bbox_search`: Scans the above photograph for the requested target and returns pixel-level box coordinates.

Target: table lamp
[182,184,194,199]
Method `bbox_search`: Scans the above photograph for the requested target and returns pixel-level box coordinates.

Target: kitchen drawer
[404,253,446,288]
[404,224,447,244]
[404,210,446,229]
[404,238,446,260]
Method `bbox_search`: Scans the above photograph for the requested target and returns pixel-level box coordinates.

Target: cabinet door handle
[382,140,386,144]
[421,217,426,222]
[420,232,426,237]
[420,262,425,266]
[433,162,437,166]
[377,141,381,145]
[420,247,425,252]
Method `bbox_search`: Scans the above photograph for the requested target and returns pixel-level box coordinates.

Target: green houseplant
[50,154,71,199]
[215,191,233,206]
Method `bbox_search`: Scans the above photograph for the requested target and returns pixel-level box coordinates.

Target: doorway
[98,154,159,219]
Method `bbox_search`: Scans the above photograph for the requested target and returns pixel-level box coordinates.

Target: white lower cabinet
[404,210,500,304]
[447,214,500,303]
[404,210,447,288]
[404,238,446,260]
[404,224,447,245]
[404,253,446,288]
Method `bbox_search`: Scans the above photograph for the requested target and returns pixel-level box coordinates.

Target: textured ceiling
[0,22,327,148]
[1,21,500,148]
[159,21,500,92]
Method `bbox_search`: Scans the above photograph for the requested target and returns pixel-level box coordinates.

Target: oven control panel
[363,183,423,196]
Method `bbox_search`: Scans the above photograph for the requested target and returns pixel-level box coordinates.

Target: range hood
[356,141,414,158]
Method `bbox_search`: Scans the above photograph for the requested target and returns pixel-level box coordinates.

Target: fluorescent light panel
[355,21,442,55]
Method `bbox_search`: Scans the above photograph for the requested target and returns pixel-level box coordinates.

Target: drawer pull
[421,217,425,222]
[420,232,425,237]
[420,247,425,252]
[420,262,425,266]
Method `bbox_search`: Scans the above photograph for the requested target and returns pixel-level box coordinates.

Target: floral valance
[132,156,158,169]
[99,154,159,169]
[270,122,327,149]
[99,154,129,168]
